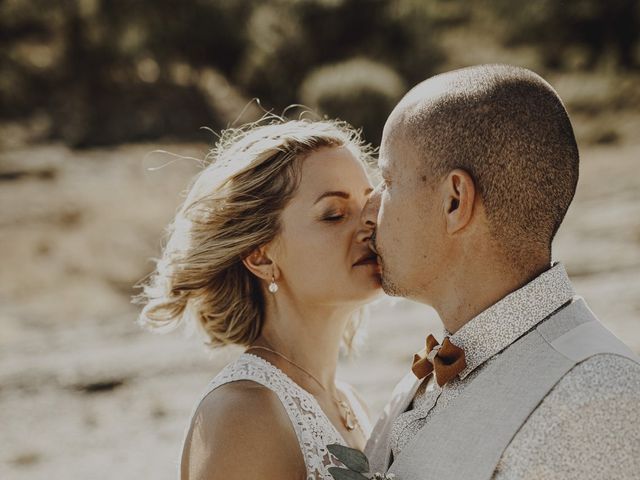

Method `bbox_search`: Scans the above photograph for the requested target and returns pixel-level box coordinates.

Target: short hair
[398,64,579,260]
[134,118,373,350]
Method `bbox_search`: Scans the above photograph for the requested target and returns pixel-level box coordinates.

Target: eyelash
[322,212,346,222]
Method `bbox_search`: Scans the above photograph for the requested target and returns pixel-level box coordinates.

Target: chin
[380,271,407,297]
[346,277,383,305]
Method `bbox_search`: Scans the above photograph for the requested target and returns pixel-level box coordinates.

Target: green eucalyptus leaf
[328,466,371,480]
[327,444,370,473]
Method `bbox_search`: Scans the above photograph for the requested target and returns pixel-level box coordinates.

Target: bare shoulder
[181,380,305,480]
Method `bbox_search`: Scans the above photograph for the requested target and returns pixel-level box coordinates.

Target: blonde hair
[134,118,375,350]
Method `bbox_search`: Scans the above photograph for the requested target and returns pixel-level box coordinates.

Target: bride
[136,118,383,479]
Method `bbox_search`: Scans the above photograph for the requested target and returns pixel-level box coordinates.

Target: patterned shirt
[389,262,640,479]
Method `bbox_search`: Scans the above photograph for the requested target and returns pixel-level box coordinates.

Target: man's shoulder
[499,353,640,478]
[552,353,640,401]
[522,353,640,423]
[535,298,639,366]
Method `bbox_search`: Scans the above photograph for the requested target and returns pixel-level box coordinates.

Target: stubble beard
[381,273,409,297]
[378,256,410,298]
[371,230,410,298]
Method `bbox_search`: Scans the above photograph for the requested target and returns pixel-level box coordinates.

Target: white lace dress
[180,353,372,479]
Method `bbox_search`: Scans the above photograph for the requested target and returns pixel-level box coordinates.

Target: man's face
[362,127,447,303]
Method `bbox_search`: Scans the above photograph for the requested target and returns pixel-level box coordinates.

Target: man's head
[364,64,579,303]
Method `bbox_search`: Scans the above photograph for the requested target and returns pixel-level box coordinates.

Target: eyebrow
[314,188,374,204]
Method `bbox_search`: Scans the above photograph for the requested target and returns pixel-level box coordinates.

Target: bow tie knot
[411,334,467,387]
[425,343,441,363]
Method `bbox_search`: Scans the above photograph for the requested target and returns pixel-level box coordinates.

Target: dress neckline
[241,352,363,450]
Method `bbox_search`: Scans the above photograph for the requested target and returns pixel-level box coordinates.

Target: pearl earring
[268,275,278,294]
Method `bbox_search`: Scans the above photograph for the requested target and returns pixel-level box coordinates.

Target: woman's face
[272,145,382,307]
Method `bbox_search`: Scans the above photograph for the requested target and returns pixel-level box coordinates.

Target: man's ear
[242,245,279,281]
[443,168,476,235]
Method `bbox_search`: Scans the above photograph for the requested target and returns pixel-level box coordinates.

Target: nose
[361,182,382,228]
[355,183,382,246]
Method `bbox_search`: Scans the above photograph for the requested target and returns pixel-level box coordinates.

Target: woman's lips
[353,256,379,267]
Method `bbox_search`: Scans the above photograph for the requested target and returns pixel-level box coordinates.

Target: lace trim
[191,353,360,479]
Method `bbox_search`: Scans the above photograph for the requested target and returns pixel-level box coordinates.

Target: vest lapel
[365,372,422,473]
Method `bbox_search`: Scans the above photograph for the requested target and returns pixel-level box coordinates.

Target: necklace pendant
[345,415,356,431]
[338,399,357,431]
[343,409,356,431]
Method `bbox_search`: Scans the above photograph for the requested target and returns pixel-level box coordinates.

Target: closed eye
[323,214,345,222]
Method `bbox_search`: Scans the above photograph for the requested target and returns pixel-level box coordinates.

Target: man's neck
[435,260,552,334]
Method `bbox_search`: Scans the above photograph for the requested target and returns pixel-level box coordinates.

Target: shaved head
[386,64,579,264]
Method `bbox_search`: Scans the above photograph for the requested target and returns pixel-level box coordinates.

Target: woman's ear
[242,245,278,281]
[443,168,476,235]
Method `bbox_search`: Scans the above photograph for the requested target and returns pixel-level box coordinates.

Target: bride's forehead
[302,145,359,169]
[298,150,368,187]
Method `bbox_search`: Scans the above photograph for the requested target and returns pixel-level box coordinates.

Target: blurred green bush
[0,0,638,148]
[487,0,639,70]
[300,58,405,145]
[0,0,449,147]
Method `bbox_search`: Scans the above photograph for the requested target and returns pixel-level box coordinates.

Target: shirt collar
[447,262,575,381]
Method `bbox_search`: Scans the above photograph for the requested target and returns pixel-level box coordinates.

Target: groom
[361,65,640,479]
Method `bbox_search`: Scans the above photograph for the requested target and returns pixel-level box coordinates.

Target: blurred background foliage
[1,0,639,148]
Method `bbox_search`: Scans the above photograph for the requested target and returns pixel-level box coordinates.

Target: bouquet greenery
[327,444,396,480]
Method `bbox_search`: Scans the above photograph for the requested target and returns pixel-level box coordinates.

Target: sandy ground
[1,131,639,479]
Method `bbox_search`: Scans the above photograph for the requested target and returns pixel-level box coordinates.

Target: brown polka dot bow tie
[411,334,467,387]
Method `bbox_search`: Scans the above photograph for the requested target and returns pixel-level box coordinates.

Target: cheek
[379,188,433,256]
[379,189,408,240]
[280,226,348,283]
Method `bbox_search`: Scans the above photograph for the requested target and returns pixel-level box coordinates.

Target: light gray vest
[366,298,639,480]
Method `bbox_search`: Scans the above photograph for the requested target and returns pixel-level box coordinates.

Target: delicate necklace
[245,345,360,432]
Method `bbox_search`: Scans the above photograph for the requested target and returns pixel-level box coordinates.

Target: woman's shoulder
[200,378,292,419]
[181,380,305,480]
[194,380,290,434]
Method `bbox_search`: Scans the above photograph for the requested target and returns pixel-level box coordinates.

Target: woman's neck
[250,294,356,393]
